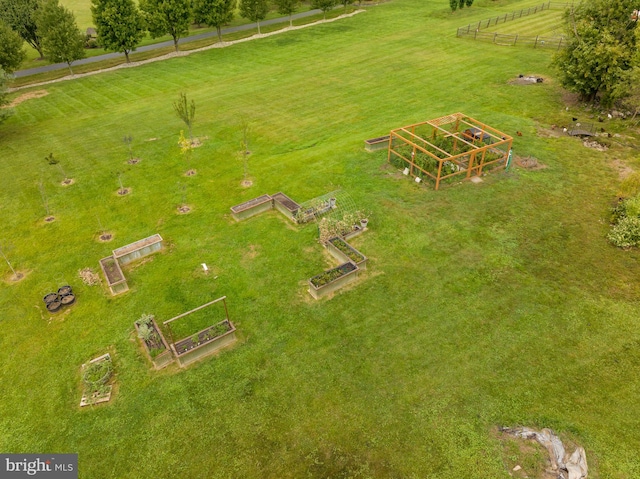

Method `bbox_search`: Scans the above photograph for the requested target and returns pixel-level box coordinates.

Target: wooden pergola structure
[388,113,513,190]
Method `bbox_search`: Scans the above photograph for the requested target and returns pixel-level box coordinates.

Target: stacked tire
[43,285,76,313]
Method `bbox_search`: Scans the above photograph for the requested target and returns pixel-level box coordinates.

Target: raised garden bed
[271,192,301,222]
[326,237,367,270]
[308,262,359,299]
[80,353,113,407]
[343,225,366,241]
[230,194,273,221]
[364,135,390,152]
[134,315,173,370]
[112,234,163,265]
[99,256,128,295]
[170,319,236,367]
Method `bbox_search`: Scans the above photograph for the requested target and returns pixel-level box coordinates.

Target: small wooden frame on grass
[80,353,113,407]
[364,135,390,152]
[163,296,237,368]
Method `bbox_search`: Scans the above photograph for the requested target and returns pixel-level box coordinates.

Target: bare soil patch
[7,89,48,107]
[241,179,253,188]
[515,155,547,170]
[44,216,56,223]
[127,158,141,165]
[4,270,28,283]
[61,178,75,186]
[117,188,131,196]
[177,205,192,214]
[98,232,113,242]
[583,139,608,151]
[612,159,634,180]
[184,169,197,177]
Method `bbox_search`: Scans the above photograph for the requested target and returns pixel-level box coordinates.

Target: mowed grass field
[482,7,565,36]
[2,0,640,478]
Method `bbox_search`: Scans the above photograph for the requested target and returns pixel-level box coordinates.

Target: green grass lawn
[2,0,640,477]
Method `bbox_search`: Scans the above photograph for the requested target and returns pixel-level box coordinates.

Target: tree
[0,0,44,59]
[0,69,11,125]
[36,0,85,74]
[340,0,353,13]
[193,0,236,42]
[273,0,299,27]
[553,0,639,105]
[0,20,26,73]
[311,0,335,20]
[173,92,196,142]
[449,0,457,12]
[239,0,269,34]
[140,0,191,52]
[91,0,145,63]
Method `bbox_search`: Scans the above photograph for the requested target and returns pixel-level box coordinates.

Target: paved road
[15,9,325,78]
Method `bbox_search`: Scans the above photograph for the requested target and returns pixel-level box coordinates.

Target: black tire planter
[43,293,59,305]
[60,294,75,305]
[58,285,72,296]
[46,301,62,312]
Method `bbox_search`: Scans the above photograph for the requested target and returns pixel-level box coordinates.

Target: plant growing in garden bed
[135,314,166,358]
[328,237,365,263]
[173,319,232,355]
[310,262,357,288]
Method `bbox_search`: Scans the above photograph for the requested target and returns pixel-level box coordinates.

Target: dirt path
[8,11,364,93]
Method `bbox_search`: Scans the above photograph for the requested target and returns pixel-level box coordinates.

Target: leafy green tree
[449,0,457,12]
[553,0,639,105]
[273,0,299,27]
[140,0,191,52]
[0,0,44,59]
[193,0,236,42]
[312,0,335,20]
[91,0,145,63]
[239,0,269,34]
[0,20,26,73]
[465,0,473,6]
[340,0,353,13]
[36,0,85,74]
[0,69,11,125]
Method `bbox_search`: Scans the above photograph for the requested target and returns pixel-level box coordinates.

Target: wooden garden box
[308,262,359,299]
[230,194,273,221]
[271,192,301,222]
[99,256,128,295]
[113,234,163,265]
[326,237,367,270]
[170,320,237,368]
[364,135,390,152]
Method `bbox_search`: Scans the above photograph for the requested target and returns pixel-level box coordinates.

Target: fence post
[504,14,507,22]
[557,37,563,50]
[514,34,518,46]
[474,29,478,40]
[467,24,470,34]
[493,32,497,43]
[534,35,539,48]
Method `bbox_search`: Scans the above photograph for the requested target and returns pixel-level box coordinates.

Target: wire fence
[456,1,573,49]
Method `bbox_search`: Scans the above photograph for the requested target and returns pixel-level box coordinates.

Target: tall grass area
[1,0,639,477]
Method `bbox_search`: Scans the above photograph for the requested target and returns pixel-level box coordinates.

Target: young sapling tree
[173,92,196,143]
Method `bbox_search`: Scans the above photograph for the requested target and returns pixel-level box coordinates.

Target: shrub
[607,216,640,248]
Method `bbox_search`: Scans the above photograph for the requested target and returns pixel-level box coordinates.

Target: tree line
[0,0,357,76]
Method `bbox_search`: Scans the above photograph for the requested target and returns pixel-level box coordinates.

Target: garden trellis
[388,113,513,190]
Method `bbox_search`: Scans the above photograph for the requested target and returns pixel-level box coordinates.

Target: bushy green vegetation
[1,0,640,477]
